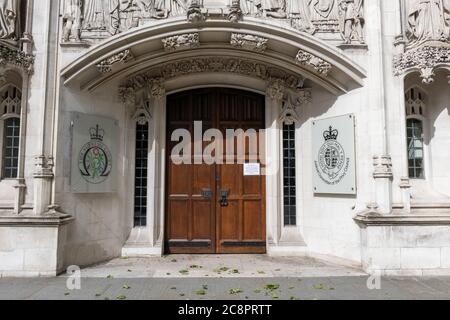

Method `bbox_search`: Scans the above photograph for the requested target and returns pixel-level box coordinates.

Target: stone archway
[60,20,366,256]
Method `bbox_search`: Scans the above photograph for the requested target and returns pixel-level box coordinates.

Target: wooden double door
[165,88,266,254]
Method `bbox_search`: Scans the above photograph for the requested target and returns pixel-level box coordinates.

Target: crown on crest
[90,124,105,141]
[323,126,338,141]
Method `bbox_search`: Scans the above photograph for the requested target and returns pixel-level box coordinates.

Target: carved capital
[399,177,411,189]
[33,155,54,179]
[373,155,393,179]
[0,43,35,75]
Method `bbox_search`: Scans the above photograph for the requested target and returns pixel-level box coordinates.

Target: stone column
[265,79,285,246]
[393,0,412,213]
[146,79,167,248]
[13,73,30,214]
[365,0,393,214]
[30,0,60,215]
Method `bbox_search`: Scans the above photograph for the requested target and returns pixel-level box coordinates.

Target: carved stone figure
[241,0,260,16]
[288,0,314,32]
[187,0,204,22]
[83,0,111,31]
[261,0,287,18]
[170,0,188,16]
[407,0,450,46]
[339,0,364,44]
[0,0,20,41]
[228,0,243,21]
[62,0,82,42]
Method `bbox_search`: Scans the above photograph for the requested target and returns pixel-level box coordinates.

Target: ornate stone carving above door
[60,0,366,47]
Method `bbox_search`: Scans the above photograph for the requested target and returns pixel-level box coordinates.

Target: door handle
[219,190,229,207]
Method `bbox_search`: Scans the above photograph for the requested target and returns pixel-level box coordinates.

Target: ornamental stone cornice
[0,42,35,75]
[393,42,450,83]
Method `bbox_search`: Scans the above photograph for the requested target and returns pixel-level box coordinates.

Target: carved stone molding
[393,44,450,84]
[162,33,200,52]
[373,155,393,180]
[230,33,268,53]
[121,57,305,92]
[295,50,332,76]
[96,49,133,73]
[0,43,35,75]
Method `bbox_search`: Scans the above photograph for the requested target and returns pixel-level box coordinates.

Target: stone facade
[0,0,449,277]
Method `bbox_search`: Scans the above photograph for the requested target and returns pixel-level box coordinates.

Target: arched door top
[61,20,366,96]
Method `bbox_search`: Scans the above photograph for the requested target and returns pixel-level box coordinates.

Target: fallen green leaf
[313,284,325,290]
[228,288,243,295]
[194,290,207,296]
[116,295,127,300]
[264,284,280,291]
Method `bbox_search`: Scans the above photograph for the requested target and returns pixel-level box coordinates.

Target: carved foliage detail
[230,33,268,53]
[295,50,332,75]
[162,33,200,52]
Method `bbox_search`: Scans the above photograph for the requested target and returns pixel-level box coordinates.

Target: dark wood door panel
[165,88,266,254]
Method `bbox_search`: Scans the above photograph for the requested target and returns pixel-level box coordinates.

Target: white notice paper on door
[244,163,261,176]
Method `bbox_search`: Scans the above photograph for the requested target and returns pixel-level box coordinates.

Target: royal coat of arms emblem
[315,126,349,185]
[78,124,112,184]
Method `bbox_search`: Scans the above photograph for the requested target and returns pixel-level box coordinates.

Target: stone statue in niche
[338,0,364,44]
[83,0,111,31]
[62,0,82,42]
[407,0,450,46]
[0,0,20,42]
